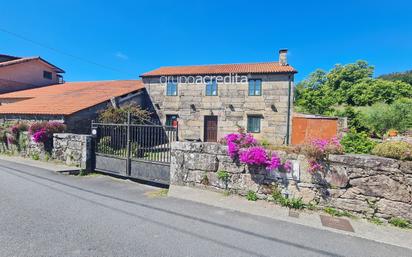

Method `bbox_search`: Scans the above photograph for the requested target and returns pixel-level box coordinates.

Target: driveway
[0,160,411,257]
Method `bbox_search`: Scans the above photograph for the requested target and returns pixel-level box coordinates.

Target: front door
[204,116,218,142]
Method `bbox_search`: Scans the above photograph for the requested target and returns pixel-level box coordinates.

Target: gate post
[126,112,131,176]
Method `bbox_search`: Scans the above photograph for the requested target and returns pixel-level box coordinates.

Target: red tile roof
[141,62,297,77]
[0,80,144,116]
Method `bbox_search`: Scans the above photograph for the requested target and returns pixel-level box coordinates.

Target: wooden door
[204,116,218,142]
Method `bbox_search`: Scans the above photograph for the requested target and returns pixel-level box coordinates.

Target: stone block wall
[171,141,412,222]
[1,132,92,170]
[52,133,92,169]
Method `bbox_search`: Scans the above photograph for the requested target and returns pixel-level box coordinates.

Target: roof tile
[141,62,297,77]
[0,80,144,116]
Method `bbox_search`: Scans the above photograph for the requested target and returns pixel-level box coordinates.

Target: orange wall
[291,117,338,145]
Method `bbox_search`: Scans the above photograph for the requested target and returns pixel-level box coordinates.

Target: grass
[369,217,384,225]
[144,189,169,198]
[389,217,411,229]
[324,207,354,218]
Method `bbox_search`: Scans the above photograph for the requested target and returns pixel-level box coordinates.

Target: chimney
[279,49,288,66]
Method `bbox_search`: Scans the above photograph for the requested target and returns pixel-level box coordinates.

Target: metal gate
[91,120,178,185]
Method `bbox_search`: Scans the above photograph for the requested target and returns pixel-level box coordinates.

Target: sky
[1,0,411,83]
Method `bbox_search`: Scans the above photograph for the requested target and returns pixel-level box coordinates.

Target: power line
[0,27,136,77]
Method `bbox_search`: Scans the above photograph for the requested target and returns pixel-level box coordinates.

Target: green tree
[295,69,334,114]
[295,61,412,115]
[379,70,412,85]
[347,79,412,106]
[98,104,151,124]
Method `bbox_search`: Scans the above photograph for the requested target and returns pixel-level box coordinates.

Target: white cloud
[115,52,128,60]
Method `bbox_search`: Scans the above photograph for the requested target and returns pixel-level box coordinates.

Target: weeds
[389,217,411,229]
[324,207,353,218]
[246,191,258,201]
[369,217,383,225]
[217,170,230,189]
[271,186,305,209]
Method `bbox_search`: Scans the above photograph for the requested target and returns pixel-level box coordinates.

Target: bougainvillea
[222,130,291,172]
[224,131,258,159]
[32,128,48,143]
[308,160,323,173]
[266,154,282,171]
[239,146,268,165]
[301,137,344,174]
[29,121,66,145]
[282,160,293,172]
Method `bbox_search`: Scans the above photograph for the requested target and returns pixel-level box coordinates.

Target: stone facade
[171,141,412,222]
[142,74,294,145]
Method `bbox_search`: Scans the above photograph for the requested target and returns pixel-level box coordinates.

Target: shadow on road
[0,162,343,257]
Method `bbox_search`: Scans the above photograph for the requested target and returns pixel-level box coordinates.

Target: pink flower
[225,133,240,143]
[239,146,268,165]
[282,160,293,173]
[227,141,239,158]
[312,139,329,152]
[308,160,322,173]
[7,135,16,145]
[266,154,281,171]
[32,128,48,143]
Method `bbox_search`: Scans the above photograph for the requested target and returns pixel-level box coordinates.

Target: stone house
[0,54,64,94]
[140,50,297,145]
[0,80,148,133]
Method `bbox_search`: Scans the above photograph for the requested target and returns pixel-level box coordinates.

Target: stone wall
[170,141,412,222]
[52,133,92,169]
[143,74,294,144]
[0,132,92,170]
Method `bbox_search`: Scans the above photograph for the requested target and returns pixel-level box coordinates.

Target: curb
[168,185,412,250]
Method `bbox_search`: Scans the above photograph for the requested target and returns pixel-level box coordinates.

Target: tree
[98,104,152,124]
[347,79,412,106]
[378,70,412,85]
[295,60,412,114]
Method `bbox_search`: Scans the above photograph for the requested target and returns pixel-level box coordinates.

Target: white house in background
[0,54,64,94]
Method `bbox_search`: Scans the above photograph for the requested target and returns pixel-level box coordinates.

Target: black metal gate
[91,120,178,185]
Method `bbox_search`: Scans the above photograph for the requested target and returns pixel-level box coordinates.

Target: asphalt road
[0,160,411,257]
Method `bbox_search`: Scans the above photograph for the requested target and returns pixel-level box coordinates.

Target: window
[205,80,218,96]
[247,116,261,133]
[43,71,52,80]
[166,114,178,127]
[248,79,262,96]
[166,82,178,96]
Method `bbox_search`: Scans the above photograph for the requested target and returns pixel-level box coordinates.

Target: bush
[372,141,412,160]
[362,98,412,136]
[340,129,376,154]
[334,106,370,133]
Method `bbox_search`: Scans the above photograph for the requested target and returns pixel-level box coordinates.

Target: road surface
[0,160,411,257]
